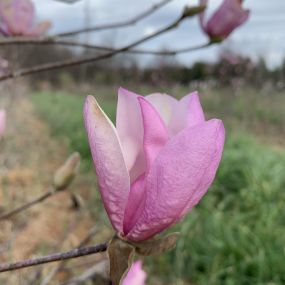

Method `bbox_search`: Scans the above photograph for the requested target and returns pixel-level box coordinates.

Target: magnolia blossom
[0,0,51,36]
[0,109,6,137]
[122,261,146,285]
[199,0,250,41]
[84,88,225,241]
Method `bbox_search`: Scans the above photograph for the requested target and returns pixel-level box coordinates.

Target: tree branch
[55,0,174,37]
[0,6,204,82]
[0,37,211,56]
[0,188,55,220]
[0,243,108,273]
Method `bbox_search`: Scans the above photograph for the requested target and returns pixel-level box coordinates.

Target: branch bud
[182,5,206,18]
[53,152,81,191]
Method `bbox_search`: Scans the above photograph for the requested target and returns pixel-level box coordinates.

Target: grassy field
[32,88,285,285]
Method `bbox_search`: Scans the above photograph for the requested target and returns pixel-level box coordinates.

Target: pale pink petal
[116,87,146,183]
[122,261,147,285]
[168,91,205,136]
[205,0,250,39]
[0,109,6,137]
[27,20,51,36]
[127,119,225,241]
[84,96,130,233]
[145,93,177,126]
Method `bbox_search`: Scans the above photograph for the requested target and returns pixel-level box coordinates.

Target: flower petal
[206,0,250,39]
[138,97,168,172]
[122,261,147,285]
[27,21,51,36]
[116,87,145,182]
[84,96,130,233]
[127,119,225,241]
[169,91,205,136]
[145,93,177,126]
[123,98,168,234]
[0,109,6,137]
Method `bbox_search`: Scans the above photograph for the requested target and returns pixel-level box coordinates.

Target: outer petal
[0,109,6,137]
[84,96,130,233]
[127,119,225,241]
[123,98,168,234]
[168,91,205,136]
[138,97,168,172]
[145,93,177,126]
[122,261,147,285]
[27,21,51,36]
[116,87,145,182]
[206,0,250,39]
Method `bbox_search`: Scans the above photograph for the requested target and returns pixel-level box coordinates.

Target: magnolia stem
[0,7,201,82]
[0,243,108,273]
[0,188,56,220]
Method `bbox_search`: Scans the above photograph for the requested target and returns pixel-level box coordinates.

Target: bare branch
[0,7,204,82]
[0,188,55,220]
[0,242,108,273]
[0,37,211,56]
[55,0,174,37]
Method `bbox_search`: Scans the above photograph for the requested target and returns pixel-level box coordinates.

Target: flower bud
[53,152,80,191]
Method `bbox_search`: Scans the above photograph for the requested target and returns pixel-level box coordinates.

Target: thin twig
[55,0,174,37]
[0,7,199,82]
[0,188,55,220]
[0,37,211,55]
[0,242,108,273]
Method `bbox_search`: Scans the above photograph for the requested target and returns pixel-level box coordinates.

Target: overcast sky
[34,0,285,68]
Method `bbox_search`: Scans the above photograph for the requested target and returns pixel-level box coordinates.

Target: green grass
[32,90,285,285]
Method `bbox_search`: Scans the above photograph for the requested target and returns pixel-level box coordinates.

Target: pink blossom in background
[122,261,147,285]
[0,0,51,36]
[84,88,225,241]
[0,56,9,76]
[199,0,250,41]
[0,109,6,137]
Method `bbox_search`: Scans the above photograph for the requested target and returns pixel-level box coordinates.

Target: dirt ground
[0,87,111,284]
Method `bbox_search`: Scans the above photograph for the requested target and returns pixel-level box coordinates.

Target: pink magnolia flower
[0,0,51,36]
[122,261,147,285]
[84,88,225,241]
[0,109,6,137]
[199,0,250,41]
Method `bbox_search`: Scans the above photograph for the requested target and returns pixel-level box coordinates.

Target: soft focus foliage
[84,89,224,241]
[0,0,51,36]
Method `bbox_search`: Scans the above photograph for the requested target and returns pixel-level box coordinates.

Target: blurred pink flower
[122,261,147,285]
[0,56,9,76]
[0,109,6,137]
[0,0,51,36]
[199,0,250,41]
[84,88,225,241]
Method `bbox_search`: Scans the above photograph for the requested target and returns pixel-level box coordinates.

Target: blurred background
[0,0,285,284]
